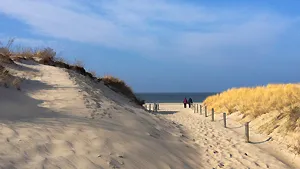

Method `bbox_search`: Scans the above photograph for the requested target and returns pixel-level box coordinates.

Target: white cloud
[0,0,296,61]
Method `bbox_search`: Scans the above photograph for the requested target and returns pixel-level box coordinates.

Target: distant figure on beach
[183,97,188,108]
[188,98,193,108]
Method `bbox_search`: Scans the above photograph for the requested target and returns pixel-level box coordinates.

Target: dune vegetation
[0,38,144,105]
[203,84,300,154]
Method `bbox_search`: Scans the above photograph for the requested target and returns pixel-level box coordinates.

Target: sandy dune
[157,103,300,169]
[1,61,299,169]
[0,62,202,169]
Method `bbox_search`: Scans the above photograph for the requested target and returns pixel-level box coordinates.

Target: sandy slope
[0,62,202,169]
[157,103,300,169]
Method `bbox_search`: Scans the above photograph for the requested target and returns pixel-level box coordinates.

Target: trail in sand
[157,103,299,169]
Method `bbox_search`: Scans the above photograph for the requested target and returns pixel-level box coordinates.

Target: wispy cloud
[0,0,297,62]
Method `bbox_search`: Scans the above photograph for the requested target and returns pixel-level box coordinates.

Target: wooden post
[205,106,208,117]
[149,104,152,112]
[245,122,250,143]
[223,113,227,128]
[196,104,199,113]
[153,103,155,112]
[193,105,196,113]
[212,108,215,121]
[200,105,202,115]
[157,103,159,110]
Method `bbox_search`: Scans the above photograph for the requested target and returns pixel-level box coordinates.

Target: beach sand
[156,103,300,169]
[0,62,202,169]
[1,60,299,169]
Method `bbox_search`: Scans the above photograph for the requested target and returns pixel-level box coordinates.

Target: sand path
[157,103,298,169]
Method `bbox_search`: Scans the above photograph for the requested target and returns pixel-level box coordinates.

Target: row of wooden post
[145,103,159,112]
[193,104,250,143]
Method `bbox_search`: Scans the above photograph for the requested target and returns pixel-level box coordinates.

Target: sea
[135,93,217,103]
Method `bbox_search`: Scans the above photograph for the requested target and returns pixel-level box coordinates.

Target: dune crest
[0,62,201,169]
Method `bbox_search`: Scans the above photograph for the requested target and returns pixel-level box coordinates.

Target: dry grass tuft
[35,47,56,65]
[203,83,300,154]
[101,75,143,105]
[36,47,56,60]
[0,65,22,90]
[0,38,14,57]
[0,53,15,64]
[1,39,56,65]
[89,70,97,77]
[73,59,84,67]
[0,39,15,64]
[12,46,38,60]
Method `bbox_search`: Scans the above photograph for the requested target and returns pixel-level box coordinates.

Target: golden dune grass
[203,84,300,154]
[102,75,135,97]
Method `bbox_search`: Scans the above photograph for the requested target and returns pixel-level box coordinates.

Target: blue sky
[0,0,299,92]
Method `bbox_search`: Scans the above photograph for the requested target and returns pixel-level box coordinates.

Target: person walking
[183,97,188,108]
[188,97,193,108]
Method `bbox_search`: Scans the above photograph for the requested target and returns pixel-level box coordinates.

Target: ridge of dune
[0,61,202,169]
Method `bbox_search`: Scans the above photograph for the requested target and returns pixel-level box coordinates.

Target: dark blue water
[135,93,217,103]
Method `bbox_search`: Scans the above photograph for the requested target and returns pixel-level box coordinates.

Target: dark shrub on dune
[69,65,87,76]
[38,58,55,66]
[102,76,143,106]
[0,53,15,64]
[135,99,145,106]
[85,72,97,80]
[36,47,56,66]
[54,61,71,69]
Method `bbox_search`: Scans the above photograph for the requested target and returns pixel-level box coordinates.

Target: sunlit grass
[203,84,300,154]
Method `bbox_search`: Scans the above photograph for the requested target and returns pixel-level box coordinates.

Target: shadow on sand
[227,125,244,129]
[250,137,273,144]
[0,87,70,122]
[154,110,179,115]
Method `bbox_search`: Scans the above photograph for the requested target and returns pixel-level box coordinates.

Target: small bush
[36,47,56,66]
[0,53,14,64]
[0,65,21,90]
[0,39,15,64]
[135,98,145,106]
[36,47,56,60]
[89,70,97,77]
[70,65,87,76]
[85,72,96,80]
[54,61,71,69]
[0,38,14,57]
[38,58,55,66]
[102,75,140,104]
[0,47,11,57]
[73,59,84,67]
